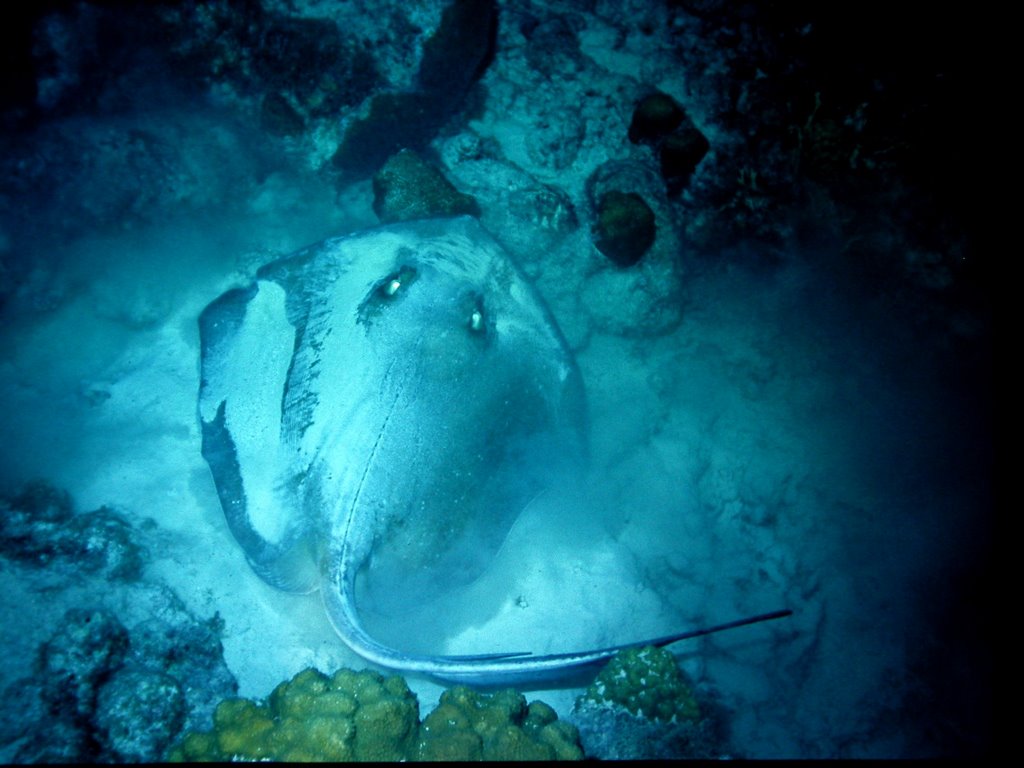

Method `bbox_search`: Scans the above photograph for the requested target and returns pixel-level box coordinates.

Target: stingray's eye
[467,295,487,335]
[469,306,484,333]
[358,266,419,326]
[378,266,418,299]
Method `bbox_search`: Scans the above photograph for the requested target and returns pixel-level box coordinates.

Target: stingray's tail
[321,551,792,686]
[642,609,794,648]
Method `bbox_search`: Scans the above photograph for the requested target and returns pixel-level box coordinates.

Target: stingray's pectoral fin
[199,277,320,593]
[246,533,319,594]
[200,399,317,594]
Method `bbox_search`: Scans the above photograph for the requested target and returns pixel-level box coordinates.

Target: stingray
[198,216,789,685]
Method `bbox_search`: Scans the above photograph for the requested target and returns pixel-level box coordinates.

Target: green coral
[167,667,418,761]
[581,646,700,723]
[168,667,582,762]
[417,686,582,761]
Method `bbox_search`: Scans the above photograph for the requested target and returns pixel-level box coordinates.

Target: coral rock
[373,149,479,223]
[593,190,657,267]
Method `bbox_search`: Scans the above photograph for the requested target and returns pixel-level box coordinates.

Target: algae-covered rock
[580,645,700,723]
[571,698,722,760]
[418,0,497,96]
[260,92,304,137]
[332,0,496,175]
[332,91,436,176]
[250,15,378,119]
[571,646,720,760]
[0,481,75,567]
[3,590,237,763]
[660,126,710,193]
[67,507,146,581]
[626,91,709,194]
[95,668,186,762]
[373,149,479,223]
[593,190,656,267]
[0,481,145,581]
[628,92,687,144]
[36,608,131,722]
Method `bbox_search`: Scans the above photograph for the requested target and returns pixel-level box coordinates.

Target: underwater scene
[0,0,990,761]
